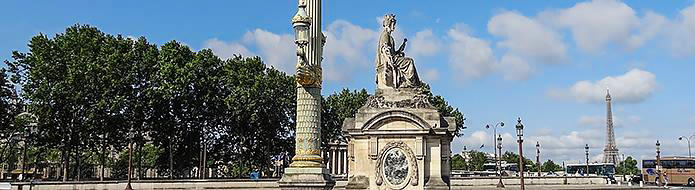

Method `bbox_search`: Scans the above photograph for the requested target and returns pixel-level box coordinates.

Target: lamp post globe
[291,3,310,46]
[678,135,694,158]
[515,117,523,138]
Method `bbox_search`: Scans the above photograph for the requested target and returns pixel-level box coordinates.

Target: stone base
[424,176,449,190]
[278,167,335,190]
[345,175,369,189]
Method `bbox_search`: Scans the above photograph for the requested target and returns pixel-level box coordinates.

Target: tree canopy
[1,24,468,180]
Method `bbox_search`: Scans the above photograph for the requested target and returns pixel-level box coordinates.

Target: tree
[502,151,534,170]
[422,84,465,137]
[0,68,21,164]
[467,150,487,171]
[451,154,466,170]
[321,88,369,145]
[542,159,562,172]
[617,156,638,175]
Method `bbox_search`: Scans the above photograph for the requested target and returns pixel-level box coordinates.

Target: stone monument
[278,0,334,189]
[343,14,457,190]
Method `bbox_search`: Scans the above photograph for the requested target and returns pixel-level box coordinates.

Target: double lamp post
[486,117,527,190]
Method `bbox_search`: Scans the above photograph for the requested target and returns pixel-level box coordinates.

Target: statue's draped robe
[375,30,420,89]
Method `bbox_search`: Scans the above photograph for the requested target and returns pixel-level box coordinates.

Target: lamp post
[536,141,541,177]
[584,144,589,176]
[497,135,504,188]
[515,117,525,190]
[656,140,662,186]
[678,135,694,157]
[485,122,504,181]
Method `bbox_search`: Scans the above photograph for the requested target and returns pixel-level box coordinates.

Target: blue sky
[3,0,695,164]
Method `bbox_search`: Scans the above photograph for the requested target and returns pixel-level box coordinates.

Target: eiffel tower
[603,89,619,164]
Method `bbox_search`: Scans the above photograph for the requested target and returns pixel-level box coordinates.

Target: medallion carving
[375,141,418,189]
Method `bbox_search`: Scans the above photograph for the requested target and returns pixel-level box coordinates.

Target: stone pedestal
[278,168,335,190]
[343,89,456,190]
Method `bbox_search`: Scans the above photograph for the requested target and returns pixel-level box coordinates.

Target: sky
[2,0,695,165]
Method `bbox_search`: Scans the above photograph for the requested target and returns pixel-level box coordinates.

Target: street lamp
[678,135,694,157]
[292,0,310,61]
[536,141,541,177]
[584,144,589,176]
[515,117,525,190]
[497,135,504,188]
[656,140,662,186]
[485,122,504,180]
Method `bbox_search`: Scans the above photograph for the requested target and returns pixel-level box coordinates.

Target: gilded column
[279,0,333,189]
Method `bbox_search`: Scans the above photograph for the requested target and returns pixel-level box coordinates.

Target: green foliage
[542,159,562,172]
[467,150,487,171]
[321,88,369,145]
[4,24,298,179]
[451,154,466,170]
[422,84,466,137]
[502,151,535,170]
[2,23,470,180]
[616,156,639,175]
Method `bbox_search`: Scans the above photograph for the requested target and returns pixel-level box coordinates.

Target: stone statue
[375,14,421,90]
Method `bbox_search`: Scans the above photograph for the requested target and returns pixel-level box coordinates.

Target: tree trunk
[169,139,173,179]
[62,148,68,182]
[100,140,105,181]
[203,142,207,178]
[76,148,81,181]
[137,142,142,180]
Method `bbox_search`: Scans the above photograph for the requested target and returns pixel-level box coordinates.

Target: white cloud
[242,29,295,74]
[447,25,497,80]
[421,68,440,83]
[203,38,254,59]
[322,20,380,82]
[548,68,657,104]
[541,0,637,52]
[538,0,668,52]
[202,29,295,74]
[499,54,532,81]
[668,4,695,57]
[407,29,441,58]
[488,11,567,64]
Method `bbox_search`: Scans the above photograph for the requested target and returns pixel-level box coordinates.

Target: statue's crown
[383,14,396,26]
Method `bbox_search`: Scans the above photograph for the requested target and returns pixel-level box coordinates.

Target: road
[452,184,695,189]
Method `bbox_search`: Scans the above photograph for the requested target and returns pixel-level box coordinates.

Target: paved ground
[452,184,695,190]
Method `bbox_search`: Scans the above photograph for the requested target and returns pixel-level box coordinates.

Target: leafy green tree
[451,154,466,170]
[321,88,369,145]
[467,150,487,171]
[502,151,534,170]
[149,41,200,177]
[0,68,21,165]
[206,56,296,178]
[617,156,639,175]
[542,159,562,172]
[422,84,466,137]
[6,25,116,181]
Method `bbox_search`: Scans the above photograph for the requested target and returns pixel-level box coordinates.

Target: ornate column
[278,0,334,189]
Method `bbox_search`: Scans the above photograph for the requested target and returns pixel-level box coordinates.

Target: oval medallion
[383,148,409,186]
